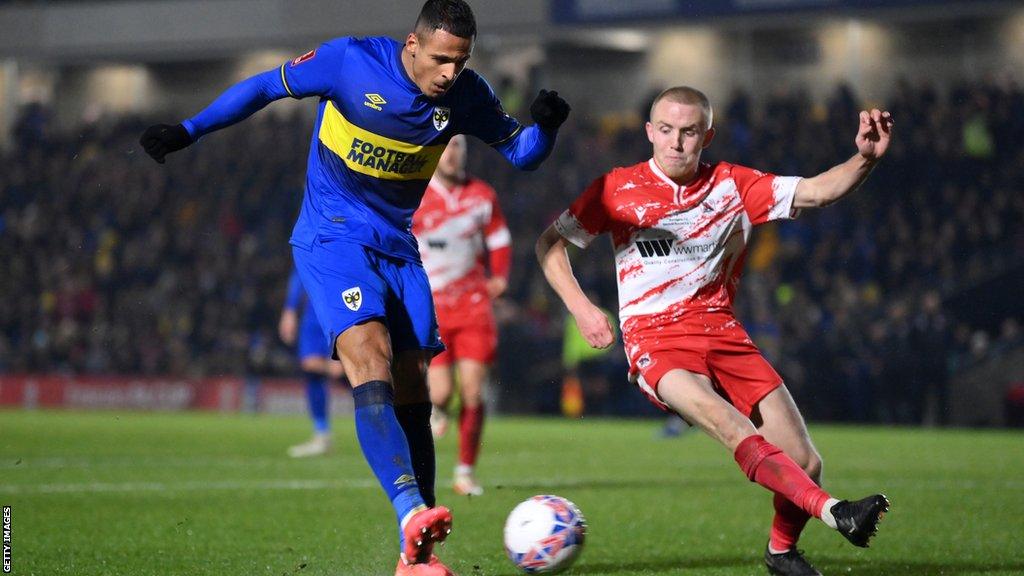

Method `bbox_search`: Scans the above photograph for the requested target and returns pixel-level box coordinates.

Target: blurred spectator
[2,79,1022,423]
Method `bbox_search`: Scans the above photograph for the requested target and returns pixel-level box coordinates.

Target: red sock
[770,493,812,552]
[458,404,485,467]
[734,435,831,520]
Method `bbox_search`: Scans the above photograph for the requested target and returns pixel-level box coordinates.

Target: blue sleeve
[283,269,304,311]
[463,73,523,147]
[280,38,351,99]
[182,69,290,140]
[493,124,555,171]
[181,38,350,140]
[463,72,554,171]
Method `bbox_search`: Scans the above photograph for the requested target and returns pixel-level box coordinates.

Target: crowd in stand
[1,78,1021,423]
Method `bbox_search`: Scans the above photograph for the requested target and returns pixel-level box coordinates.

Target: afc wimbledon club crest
[432,107,451,131]
[342,287,362,311]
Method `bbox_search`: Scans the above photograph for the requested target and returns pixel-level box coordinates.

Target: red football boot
[395,555,456,576]
[402,506,453,564]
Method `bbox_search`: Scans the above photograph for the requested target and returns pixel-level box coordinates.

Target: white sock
[455,464,474,476]
[819,497,841,529]
[397,504,425,528]
[767,544,791,555]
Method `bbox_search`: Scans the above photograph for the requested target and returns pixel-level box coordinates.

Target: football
[503,495,587,573]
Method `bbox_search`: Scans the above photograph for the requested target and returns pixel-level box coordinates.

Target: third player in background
[413,134,510,497]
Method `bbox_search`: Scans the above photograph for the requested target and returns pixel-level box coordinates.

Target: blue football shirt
[280,37,521,261]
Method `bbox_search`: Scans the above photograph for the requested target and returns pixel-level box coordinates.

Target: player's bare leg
[755,386,821,476]
[336,322,452,570]
[335,321,393,385]
[427,364,454,438]
[754,386,824,575]
[655,369,756,449]
[287,355,336,458]
[655,369,888,562]
[453,359,486,496]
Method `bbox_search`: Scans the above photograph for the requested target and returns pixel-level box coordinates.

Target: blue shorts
[292,240,444,359]
[297,304,330,360]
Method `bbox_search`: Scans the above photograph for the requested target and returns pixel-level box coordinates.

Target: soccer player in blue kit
[279,267,346,458]
[140,1,570,574]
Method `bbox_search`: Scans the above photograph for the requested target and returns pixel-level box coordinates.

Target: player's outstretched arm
[793,108,894,209]
[535,225,614,349]
[140,69,291,163]
[493,90,571,171]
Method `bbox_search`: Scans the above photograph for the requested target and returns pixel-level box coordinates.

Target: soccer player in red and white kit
[413,135,510,497]
[537,86,894,576]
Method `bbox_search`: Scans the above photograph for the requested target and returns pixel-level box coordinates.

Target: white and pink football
[503,495,587,573]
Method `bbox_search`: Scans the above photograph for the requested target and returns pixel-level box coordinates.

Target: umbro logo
[393,474,416,487]
[364,93,387,111]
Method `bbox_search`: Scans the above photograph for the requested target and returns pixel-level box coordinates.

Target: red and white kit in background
[554,159,802,416]
[413,175,511,365]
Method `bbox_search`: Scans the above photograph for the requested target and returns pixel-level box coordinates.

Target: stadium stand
[1,79,1021,424]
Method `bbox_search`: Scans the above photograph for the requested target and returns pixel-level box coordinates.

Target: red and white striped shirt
[413,176,511,324]
[555,159,800,338]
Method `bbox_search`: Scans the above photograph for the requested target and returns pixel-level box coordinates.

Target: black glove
[139,123,193,164]
[530,89,571,131]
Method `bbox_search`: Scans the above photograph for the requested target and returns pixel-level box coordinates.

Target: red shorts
[626,312,782,417]
[432,321,497,366]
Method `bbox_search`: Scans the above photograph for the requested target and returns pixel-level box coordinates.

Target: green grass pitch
[2,410,1022,575]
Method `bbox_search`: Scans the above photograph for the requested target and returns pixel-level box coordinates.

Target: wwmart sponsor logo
[3,505,10,573]
[635,238,715,259]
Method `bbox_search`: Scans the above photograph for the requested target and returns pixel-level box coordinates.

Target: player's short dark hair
[650,86,714,130]
[415,0,477,39]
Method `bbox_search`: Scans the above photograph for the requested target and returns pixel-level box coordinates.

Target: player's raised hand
[140,123,193,164]
[573,303,615,349]
[855,109,893,161]
[530,89,571,131]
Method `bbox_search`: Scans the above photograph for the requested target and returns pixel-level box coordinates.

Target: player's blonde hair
[649,86,713,130]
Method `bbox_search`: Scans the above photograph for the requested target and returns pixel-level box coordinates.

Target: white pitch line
[3,475,1024,496]
[0,451,578,470]
[0,478,374,495]
[0,455,312,470]
[0,476,620,496]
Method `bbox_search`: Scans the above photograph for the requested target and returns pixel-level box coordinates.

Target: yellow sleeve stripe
[487,124,523,147]
[280,64,296,98]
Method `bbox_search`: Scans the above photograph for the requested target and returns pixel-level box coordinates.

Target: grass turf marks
[2,410,1022,575]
